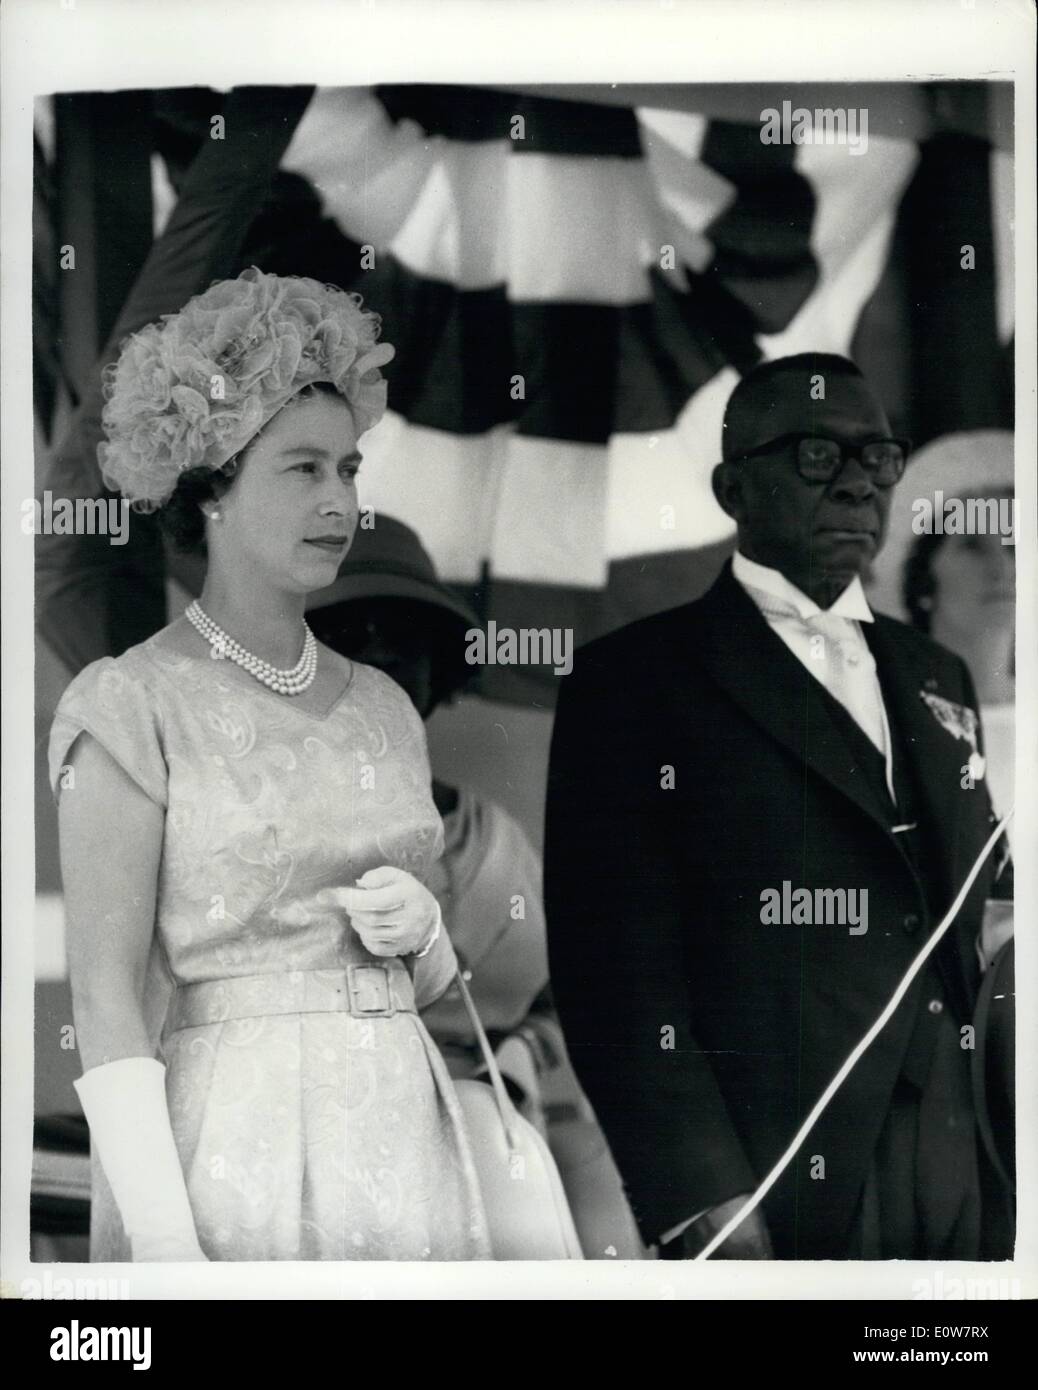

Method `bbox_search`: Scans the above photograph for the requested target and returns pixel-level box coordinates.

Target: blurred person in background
[893,435,1015,849]
[876,432,1017,1206]
[868,430,1015,844]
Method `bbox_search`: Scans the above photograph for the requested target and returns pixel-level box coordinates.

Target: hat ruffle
[97,267,394,511]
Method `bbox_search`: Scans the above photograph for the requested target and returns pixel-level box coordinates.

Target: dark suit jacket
[544,562,1011,1258]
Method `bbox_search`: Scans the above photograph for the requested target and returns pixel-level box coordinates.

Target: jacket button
[903,913,921,933]
[928,999,943,1015]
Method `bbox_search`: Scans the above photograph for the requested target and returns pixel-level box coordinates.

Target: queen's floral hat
[98,267,395,510]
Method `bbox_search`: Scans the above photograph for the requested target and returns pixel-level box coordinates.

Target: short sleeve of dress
[48,654,168,808]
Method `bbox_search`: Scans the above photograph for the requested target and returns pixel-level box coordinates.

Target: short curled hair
[156,381,342,554]
[722,353,866,461]
[157,456,241,553]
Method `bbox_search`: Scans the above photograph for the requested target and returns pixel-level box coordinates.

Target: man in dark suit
[544,354,1013,1260]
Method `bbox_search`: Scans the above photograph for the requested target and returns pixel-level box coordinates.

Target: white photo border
[2,0,1035,1301]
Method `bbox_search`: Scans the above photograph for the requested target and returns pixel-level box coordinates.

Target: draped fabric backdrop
[34,82,1014,702]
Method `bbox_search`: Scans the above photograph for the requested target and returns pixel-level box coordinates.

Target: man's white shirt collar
[732,550,874,623]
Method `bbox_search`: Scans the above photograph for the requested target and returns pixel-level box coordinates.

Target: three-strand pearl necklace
[186,600,317,696]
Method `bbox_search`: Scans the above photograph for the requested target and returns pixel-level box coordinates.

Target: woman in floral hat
[50,269,491,1262]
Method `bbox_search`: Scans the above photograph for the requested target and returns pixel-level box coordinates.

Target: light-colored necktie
[751,591,891,758]
[748,585,900,808]
[801,608,889,758]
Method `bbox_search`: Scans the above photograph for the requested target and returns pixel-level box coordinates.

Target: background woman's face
[930,504,1016,649]
[213,393,362,594]
[314,599,438,719]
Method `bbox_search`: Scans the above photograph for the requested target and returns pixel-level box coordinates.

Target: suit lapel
[865,616,987,1017]
[691,565,895,836]
[864,617,967,906]
[681,565,979,1019]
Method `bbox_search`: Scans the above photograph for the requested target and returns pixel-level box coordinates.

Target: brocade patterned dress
[49,622,491,1261]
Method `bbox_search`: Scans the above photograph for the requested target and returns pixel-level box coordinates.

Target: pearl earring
[209,508,222,522]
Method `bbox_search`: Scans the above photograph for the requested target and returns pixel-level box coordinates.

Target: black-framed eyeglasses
[732,432,911,486]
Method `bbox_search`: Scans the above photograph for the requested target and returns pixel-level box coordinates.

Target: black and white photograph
[2,0,1035,1328]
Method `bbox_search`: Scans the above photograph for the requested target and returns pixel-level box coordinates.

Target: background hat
[866,429,1014,622]
[306,514,480,629]
[306,515,482,706]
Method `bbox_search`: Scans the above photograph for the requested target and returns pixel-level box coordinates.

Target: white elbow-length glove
[74,1056,208,1262]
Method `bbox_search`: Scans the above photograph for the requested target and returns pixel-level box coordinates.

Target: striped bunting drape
[277,86,929,700]
[36,84,1013,701]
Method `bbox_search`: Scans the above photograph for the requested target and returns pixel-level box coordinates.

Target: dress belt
[168,964,416,1032]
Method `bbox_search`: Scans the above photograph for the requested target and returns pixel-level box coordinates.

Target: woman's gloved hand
[317,866,440,958]
[74,1057,209,1263]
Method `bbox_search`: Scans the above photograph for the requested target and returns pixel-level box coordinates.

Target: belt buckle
[347,963,394,1016]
